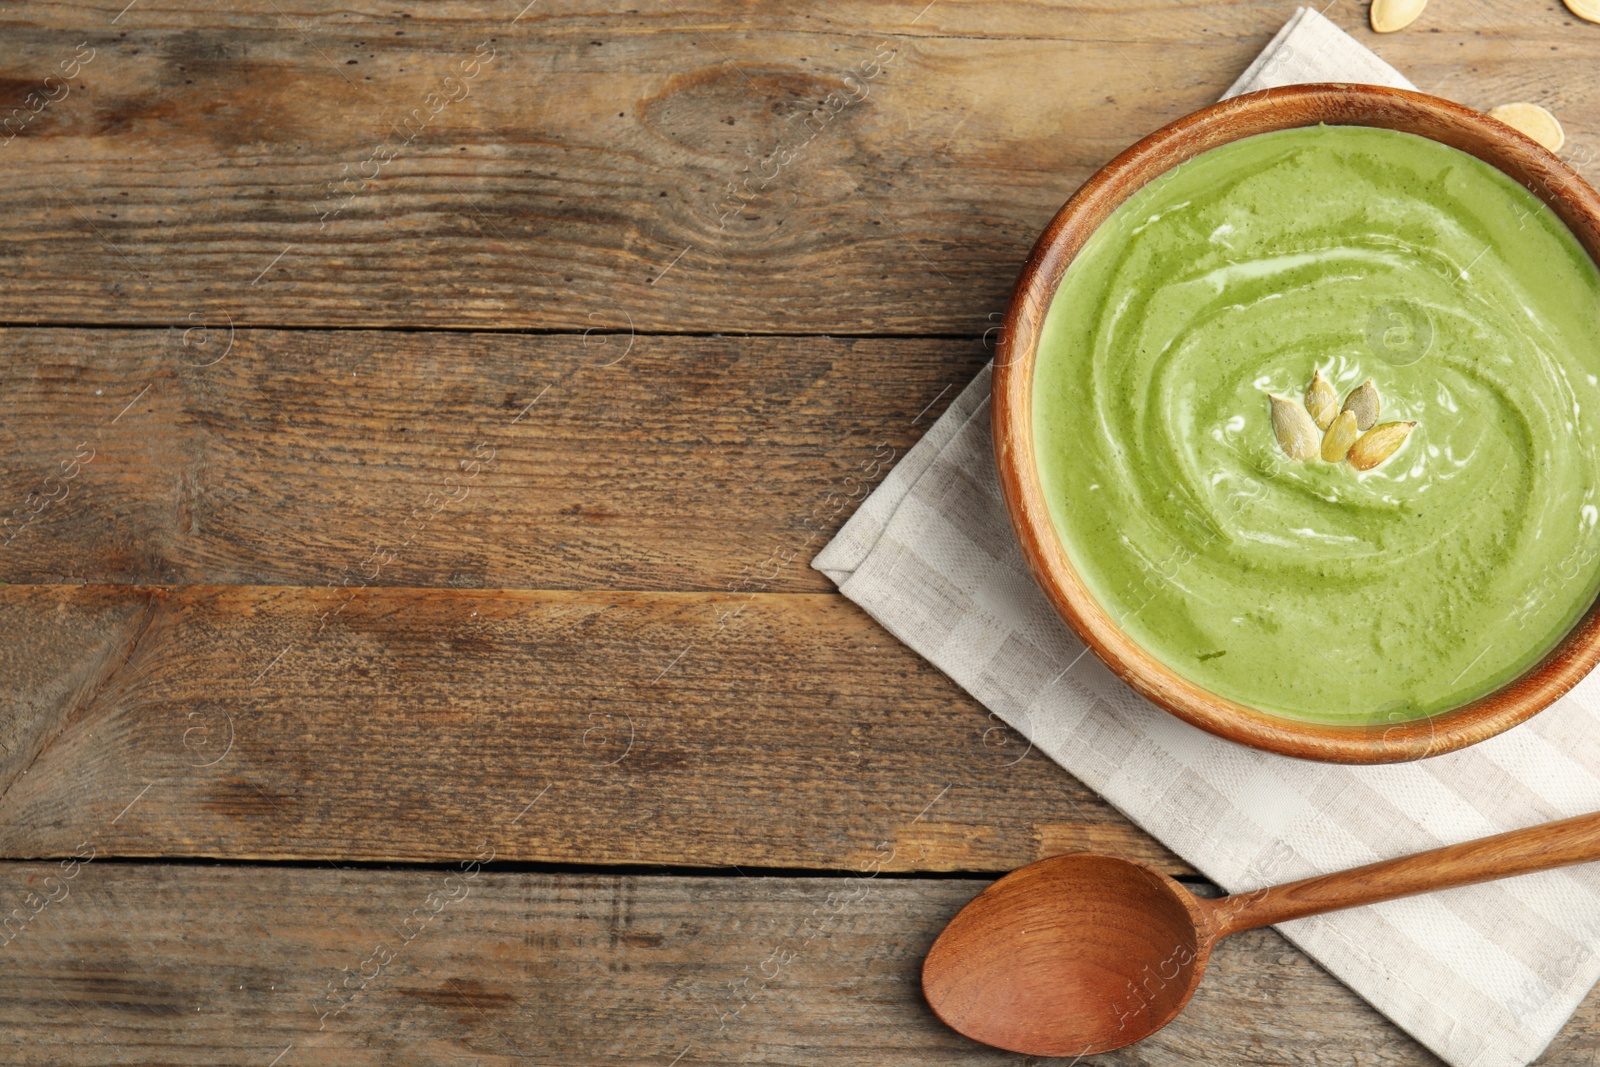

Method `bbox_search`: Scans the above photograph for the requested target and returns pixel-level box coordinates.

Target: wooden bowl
[993,83,1600,764]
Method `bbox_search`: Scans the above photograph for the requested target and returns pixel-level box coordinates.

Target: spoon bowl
[923,853,1212,1057]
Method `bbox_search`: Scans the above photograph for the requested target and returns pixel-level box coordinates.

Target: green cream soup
[1033,124,1600,724]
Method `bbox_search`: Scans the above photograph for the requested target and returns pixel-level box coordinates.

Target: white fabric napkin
[814,9,1600,1066]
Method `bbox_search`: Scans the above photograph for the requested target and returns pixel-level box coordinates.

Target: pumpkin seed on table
[1270,394,1321,461]
[1342,379,1380,431]
[1564,0,1600,25]
[1321,410,1361,463]
[1305,371,1339,430]
[1348,422,1417,471]
[1487,103,1566,154]
[1371,0,1427,32]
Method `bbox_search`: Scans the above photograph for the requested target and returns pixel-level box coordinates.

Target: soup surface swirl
[1033,125,1600,723]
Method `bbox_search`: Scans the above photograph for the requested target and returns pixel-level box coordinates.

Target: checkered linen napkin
[813,9,1600,1066]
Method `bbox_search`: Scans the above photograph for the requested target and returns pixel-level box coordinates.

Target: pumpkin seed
[1321,411,1360,463]
[1342,379,1380,431]
[1563,0,1600,25]
[1487,103,1566,153]
[1371,0,1428,32]
[1269,395,1321,461]
[1305,371,1339,430]
[1348,422,1417,471]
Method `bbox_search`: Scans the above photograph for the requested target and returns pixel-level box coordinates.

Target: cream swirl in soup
[1033,125,1600,723]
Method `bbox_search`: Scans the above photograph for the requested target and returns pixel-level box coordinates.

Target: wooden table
[1,1,1596,1062]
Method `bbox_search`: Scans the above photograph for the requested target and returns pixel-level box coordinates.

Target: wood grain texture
[0,328,983,592]
[924,852,1212,1057]
[1215,809,1600,935]
[0,862,1531,1066]
[0,582,1179,872]
[0,0,1593,333]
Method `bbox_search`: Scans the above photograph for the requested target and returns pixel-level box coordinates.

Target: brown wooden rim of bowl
[994,82,1600,764]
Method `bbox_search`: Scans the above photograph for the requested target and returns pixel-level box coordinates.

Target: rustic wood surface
[0,582,1174,871]
[0,329,985,592]
[0,0,1592,334]
[2,0,1597,1062]
[9,863,1586,1067]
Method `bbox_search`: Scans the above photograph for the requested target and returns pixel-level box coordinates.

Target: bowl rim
[992,82,1600,764]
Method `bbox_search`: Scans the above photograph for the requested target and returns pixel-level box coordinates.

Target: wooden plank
[0,1,1592,333]
[0,582,1180,872]
[0,328,984,592]
[0,862,1522,1066]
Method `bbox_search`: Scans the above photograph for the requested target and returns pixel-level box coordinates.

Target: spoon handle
[1209,810,1600,937]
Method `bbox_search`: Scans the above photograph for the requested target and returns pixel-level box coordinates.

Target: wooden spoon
[923,811,1600,1057]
